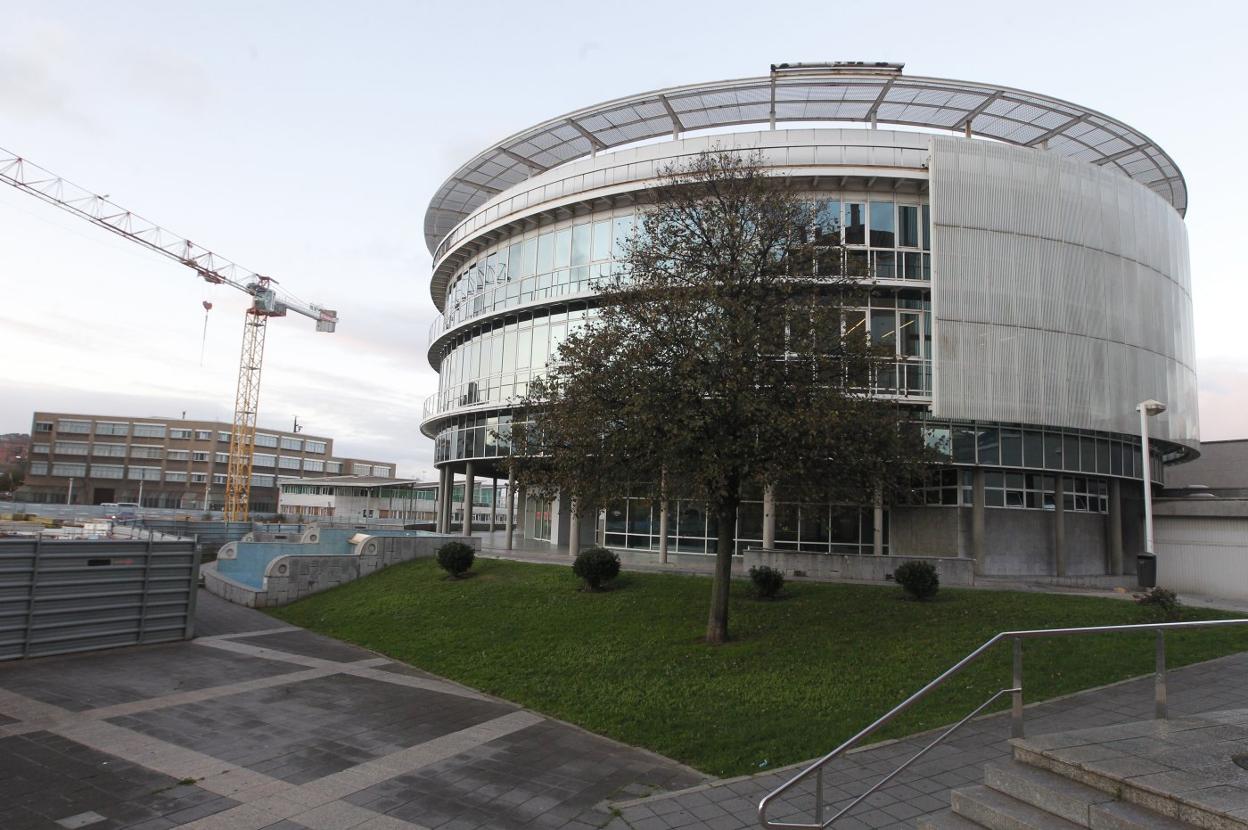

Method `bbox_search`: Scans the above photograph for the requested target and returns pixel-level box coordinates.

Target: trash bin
[1137,553,1157,589]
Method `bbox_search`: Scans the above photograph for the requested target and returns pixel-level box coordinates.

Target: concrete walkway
[0,591,704,830]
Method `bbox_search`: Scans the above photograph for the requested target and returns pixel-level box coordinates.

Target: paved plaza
[1,589,1246,830]
[0,592,704,830]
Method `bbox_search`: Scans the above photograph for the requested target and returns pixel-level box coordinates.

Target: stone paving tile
[0,642,302,712]
[345,717,703,829]
[241,630,378,664]
[107,672,519,784]
[0,731,240,830]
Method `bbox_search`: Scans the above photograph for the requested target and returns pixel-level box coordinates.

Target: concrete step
[917,809,985,830]
[1087,800,1192,830]
[984,760,1118,827]
[952,785,1084,830]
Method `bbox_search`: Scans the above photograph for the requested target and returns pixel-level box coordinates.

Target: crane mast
[0,148,338,521]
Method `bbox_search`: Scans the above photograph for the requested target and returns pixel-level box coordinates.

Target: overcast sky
[1,0,1244,479]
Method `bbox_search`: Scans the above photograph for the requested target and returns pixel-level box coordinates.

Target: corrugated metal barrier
[0,538,200,660]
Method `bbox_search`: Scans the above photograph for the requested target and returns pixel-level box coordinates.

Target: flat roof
[425,64,1186,254]
[278,475,433,488]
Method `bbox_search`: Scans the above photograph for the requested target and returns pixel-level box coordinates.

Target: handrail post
[1011,637,1024,738]
[815,766,824,825]
[1155,629,1167,720]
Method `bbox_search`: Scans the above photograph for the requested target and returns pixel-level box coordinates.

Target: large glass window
[869,201,894,247]
[898,205,920,247]
[844,202,865,245]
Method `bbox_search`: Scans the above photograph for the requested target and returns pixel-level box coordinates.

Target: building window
[29,462,49,475]
[218,431,232,443]
[167,450,190,461]
[54,441,89,455]
[303,459,324,472]
[351,463,371,475]
[34,421,53,433]
[213,474,226,484]
[128,466,161,481]
[51,462,87,477]
[191,473,208,483]
[255,433,279,448]
[326,461,342,474]
[190,451,209,462]
[91,443,125,457]
[251,474,276,487]
[279,456,301,470]
[280,436,303,451]
[253,453,276,467]
[305,440,327,454]
[58,419,91,434]
[215,452,229,464]
[132,423,166,438]
[94,421,129,436]
[130,445,164,460]
[91,465,124,480]
[195,430,212,441]
[373,466,391,478]
[165,471,188,483]
[32,443,50,455]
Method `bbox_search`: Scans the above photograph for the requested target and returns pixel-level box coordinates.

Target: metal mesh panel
[930,136,1197,448]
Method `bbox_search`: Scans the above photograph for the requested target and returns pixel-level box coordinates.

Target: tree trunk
[705,496,739,644]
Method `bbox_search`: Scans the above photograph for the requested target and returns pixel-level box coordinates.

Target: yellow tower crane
[0,148,337,521]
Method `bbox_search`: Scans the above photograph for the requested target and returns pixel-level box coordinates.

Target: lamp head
[1137,399,1167,416]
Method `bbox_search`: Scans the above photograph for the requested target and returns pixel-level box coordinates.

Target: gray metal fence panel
[0,538,200,661]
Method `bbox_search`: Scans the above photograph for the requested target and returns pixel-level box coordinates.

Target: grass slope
[270,558,1248,777]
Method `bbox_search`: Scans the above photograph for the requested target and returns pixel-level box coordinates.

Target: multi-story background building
[277,475,506,527]
[419,62,1197,577]
[20,411,397,513]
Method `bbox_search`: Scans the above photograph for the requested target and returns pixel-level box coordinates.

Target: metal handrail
[757,618,1248,829]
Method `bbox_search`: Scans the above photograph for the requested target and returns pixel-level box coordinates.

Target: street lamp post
[1137,399,1167,588]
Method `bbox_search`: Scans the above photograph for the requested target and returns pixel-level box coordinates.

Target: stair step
[952,785,1084,830]
[1088,800,1192,830]
[917,809,985,830]
[984,760,1117,827]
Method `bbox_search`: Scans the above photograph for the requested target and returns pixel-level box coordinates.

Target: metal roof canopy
[424,62,1186,254]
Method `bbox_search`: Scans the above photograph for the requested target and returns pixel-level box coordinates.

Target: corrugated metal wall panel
[929,136,1197,447]
[1156,516,1248,600]
[0,539,199,661]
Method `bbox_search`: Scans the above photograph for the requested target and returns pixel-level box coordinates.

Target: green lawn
[269,558,1248,777]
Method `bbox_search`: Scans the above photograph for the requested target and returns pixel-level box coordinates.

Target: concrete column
[872,488,884,557]
[505,467,515,550]
[517,485,527,535]
[461,461,474,536]
[491,476,499,531]
[1108,478,1124,575]
[568,497,580,558]
[436,466,446,531]
[1054,476,1067,576]
[972,467,986,566]
[762,484,776,549]
[444,469,455,533]
[658,499,669,563]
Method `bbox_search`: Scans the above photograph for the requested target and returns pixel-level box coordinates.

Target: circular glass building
[421,62,1196,577]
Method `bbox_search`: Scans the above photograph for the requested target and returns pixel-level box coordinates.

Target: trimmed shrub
[749,566,785,599]
[436,541,475,578]
[894,560,939,601]
[1136,586,1181,619]
[573,546,621,591]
